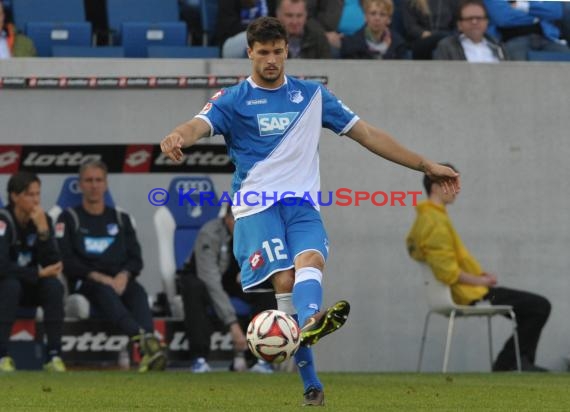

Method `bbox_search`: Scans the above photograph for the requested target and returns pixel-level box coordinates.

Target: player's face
[79,166,108,205]
[11,182,41,216]
[247,39,288,87]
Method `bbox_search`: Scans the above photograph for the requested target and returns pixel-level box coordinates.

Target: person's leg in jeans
[121,280,154,334]
[78,279,141,337]
[505,35,532,60]
[36,277,65,360]
[179,275,213,362]
[0,278,22,361]
[486,286,551,369]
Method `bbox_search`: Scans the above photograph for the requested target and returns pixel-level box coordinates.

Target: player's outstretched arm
[345,119,460,193]
[160,118,211,162]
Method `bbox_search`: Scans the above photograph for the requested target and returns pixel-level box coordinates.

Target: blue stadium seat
[154,176,221,318]
[12,0,85,31]
[52,45,125,57]
[122,22,187,57]
[200,0,218,46]
[106,0,180,43]
[527,51,570,62]
[26,22,92,57]
[147,45,219,58]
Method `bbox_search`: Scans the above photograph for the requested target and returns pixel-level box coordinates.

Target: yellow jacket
[406,200,488,305]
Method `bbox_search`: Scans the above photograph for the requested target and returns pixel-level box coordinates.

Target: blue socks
[292,275,324,391]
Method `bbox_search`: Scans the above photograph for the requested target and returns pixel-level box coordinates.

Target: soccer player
[160,16,459,406]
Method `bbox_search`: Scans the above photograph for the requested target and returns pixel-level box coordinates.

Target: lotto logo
[257,112,298,136]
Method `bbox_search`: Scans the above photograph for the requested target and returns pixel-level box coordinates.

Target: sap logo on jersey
[84,237,115,254]
[257,112,298,136]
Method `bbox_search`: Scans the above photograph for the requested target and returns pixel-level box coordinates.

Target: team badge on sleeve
[210,89,224,101]
[199,102,213,115]
[55,222,65,238]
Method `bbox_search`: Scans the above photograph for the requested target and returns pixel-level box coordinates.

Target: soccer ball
[246,310,301,364]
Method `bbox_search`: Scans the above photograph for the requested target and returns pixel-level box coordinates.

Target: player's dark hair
[423,163,457,195]
[7,171,41,204]
[79,160,108,179]
[246,16,288,48]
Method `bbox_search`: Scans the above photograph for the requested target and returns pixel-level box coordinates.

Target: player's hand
[229,322,248,352]
[112,271,130,295]
[160,133,185,162]
[39,261,63,278]
[424,163,460,194]
[481,272,498,286]
[30,205,49,233]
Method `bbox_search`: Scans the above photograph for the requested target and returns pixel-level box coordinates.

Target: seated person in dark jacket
[0,172,65,372]
[434,0,508,62]
[56,160,166,372]
[178,207,276,373]
[341,0,408,59]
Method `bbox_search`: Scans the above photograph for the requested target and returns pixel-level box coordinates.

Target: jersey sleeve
[194,88,234,137]
[320,85,360,135]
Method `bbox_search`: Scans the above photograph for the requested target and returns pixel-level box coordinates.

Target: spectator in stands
[434,0,509,62]
[0,172,65,372]
[401,0,457,59]
[0,1,36,58]
[56,160,166,373]
[218,0,277,47]
[276,0,331,58]
[406,163,551,372]
[223,0,330,58]
[483,0,570,61]
[341,0,408,59]
[307,0,365,55]
[178,207,276,373]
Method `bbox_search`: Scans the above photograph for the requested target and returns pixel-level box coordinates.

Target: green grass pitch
[2,371,569,411]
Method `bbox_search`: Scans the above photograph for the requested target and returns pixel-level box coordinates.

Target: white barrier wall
[1,58,569,372]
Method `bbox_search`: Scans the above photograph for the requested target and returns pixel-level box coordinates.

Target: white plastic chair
[416,263,522,372]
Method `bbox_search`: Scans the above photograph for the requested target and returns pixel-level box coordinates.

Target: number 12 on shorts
[262,238,288,262]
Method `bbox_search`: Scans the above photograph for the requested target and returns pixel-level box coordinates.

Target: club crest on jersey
[257,112,298,136]
[249,251,264,270]
[107,223,119,236]
[288,89,303,104]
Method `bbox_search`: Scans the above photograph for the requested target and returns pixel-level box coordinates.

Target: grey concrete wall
[1,58,569,372]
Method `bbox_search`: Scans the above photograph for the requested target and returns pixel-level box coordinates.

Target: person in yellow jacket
[406,163,551,372]
[0,2,36,58]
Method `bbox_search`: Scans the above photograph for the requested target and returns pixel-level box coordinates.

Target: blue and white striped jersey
[196,75,359,218]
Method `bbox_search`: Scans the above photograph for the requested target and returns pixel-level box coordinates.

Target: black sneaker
[300,300,350,347]
[303,387,324,406]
